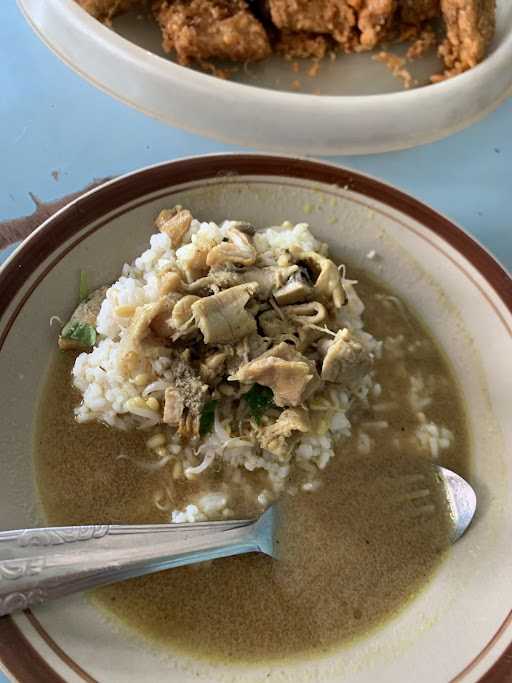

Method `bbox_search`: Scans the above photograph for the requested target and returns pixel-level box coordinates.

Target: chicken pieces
[76,0,145,22]
[231,342,321,407]
[354,0,397,49]
[192,283,259,344]
[320,328,373,386]
[436,0,496,78]
[60,206,383,468]
[156,206,193,248]
[268,0,397,50]
[76,0,496,82]
[399,0,441,24]
[259,408,311,458]
[271,0,496,74]
[155,0,271,67]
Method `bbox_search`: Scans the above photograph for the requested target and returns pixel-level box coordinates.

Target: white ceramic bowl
[1,155,511,682]
[17,0,512,155]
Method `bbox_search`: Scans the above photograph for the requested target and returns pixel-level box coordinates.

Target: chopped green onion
[79,270,89,302]
[199,399,218,436]
[61,321,97,347]
[243,384,274,424]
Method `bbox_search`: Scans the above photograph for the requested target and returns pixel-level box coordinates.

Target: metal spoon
[0,466,475,617]
[436,466,477,542]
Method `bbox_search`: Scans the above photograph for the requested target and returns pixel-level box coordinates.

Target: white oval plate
[0,155,511,682]
[17,1,512,155]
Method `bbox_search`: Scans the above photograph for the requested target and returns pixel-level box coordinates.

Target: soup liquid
[34,274,469,662]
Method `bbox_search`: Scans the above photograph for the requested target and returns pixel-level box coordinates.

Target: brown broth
[33,273,469,663]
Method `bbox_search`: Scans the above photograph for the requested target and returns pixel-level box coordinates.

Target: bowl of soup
[0,155,511,683]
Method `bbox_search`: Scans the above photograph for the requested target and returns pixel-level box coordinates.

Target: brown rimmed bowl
[0,154,511,683]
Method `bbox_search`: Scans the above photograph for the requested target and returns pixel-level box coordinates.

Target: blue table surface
[0,1,511,680]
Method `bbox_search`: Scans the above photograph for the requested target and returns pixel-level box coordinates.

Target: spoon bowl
[437,466,477,542]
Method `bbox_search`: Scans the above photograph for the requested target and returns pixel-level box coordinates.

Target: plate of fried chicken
[18,0,512,153]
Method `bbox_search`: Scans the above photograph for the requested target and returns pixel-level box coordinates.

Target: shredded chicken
[206,227,257,267]
[159,272,185,296]
[192,282,259,344]
[178,245,210,283]
[259,309,291,338]
[209,264,297,300]
[231,342,320,407]
[226,333,271,376]
[283,301,327,326]
[155,206,193,248]
[150,294,182,338]
[273,268,312,305]
[62,206,389,517]
[124,300,165,349]
[118,301,167,374]
[259,408,311,458]
[294,251,347,308]
[200,351,228,384]
[171,295,201,339]
[320,328,373,385]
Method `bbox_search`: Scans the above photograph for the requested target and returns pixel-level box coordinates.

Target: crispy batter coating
[437,0,495,77]
[154,0,271,66]
[399,0,441,24]
[76,0,145,21]
[354,0,397,49]
[268,0,397,50]
[268,0,357,46]
[76,0,496,83]
[275,31,330,59]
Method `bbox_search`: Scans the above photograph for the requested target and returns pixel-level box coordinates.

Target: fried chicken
[76,0,145,22]
[354,0,397,49]
[437,0,496,78]
[268,0,397,50]
[399,0,441,24]
[275,31,330,60]
[268,0,357,47]
[154,0,271,66]
[75,0,496,84]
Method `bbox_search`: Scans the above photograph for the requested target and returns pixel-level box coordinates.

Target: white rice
[253,222,320,254]
[409,374,433,412]
[415,421,454,459]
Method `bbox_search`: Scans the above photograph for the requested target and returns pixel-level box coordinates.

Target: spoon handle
[0,518,266,616]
